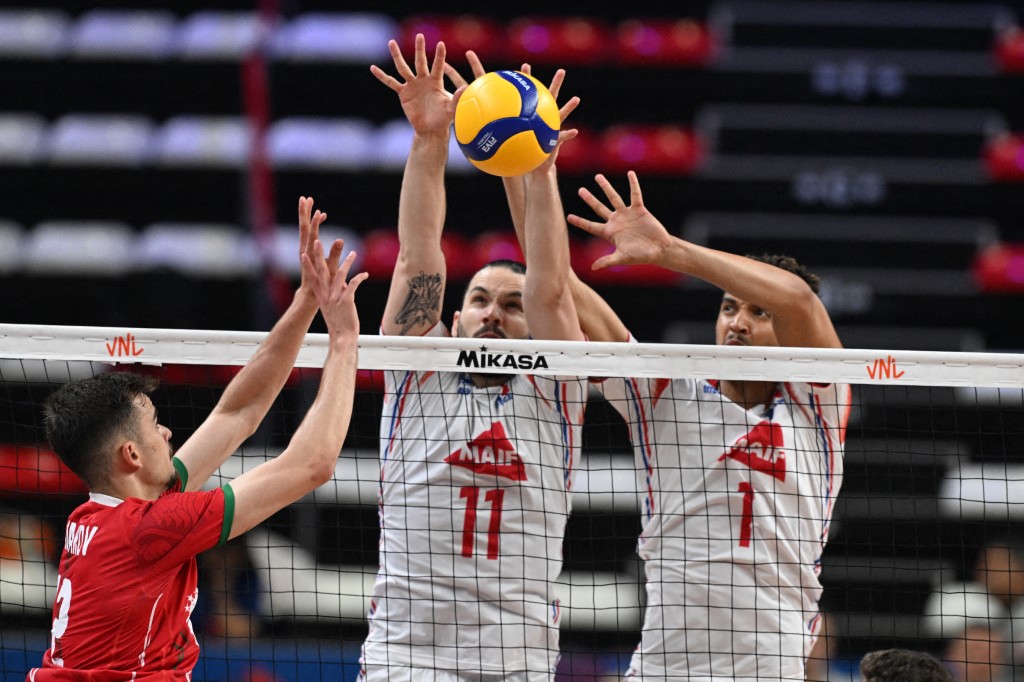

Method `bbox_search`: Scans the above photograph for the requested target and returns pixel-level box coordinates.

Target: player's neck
[95,477,161,502]
[719,379,776,411]
[468,372,510,388]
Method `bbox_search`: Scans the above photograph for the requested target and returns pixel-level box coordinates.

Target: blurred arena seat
[267,224,363,277]
[69,9,177,60]
[268,117,377,169]
[994,26,1024,72]
[972,242,1024,292]
[0,114,46,165]
[0,9,69,58]
[135,223,261,277]
[506,16,612,65]
[0,221,23,275]
[984,132,1024,181]
[399,15,505,63]
[175,11,262,60]
[23,220,135,276]
[46,113,154,166]
[615,18,718,66]
[269,13,396,62]
[153,115,251,167]
[598,124,704,175]
[358,228,400,280]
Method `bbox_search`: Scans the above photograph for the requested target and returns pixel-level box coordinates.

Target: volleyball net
[2,323,1023,679]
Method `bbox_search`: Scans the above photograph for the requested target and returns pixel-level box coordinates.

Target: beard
[456,321,507,339]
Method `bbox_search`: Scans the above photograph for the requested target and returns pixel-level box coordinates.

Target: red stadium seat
[994,28,1024,73]
[400,15,505,64]
[983,133,1024,181]
[972,243,1024,292]
[506,17,612,65]
[0,444,88,496]
[599,124,704,175]
[441,232,477,281]
[555,124,600,175]
[473,231,524,269]
[616,19,717,66]
[361,228,401,279]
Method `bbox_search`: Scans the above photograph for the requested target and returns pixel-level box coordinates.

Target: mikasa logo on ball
[478,132,498,152]
[505,70,532,90]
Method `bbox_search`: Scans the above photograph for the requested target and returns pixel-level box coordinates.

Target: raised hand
[297,196,344,296]
[370,33,453,136]
[567,171,675,270]
[301,243,367,337]
[444,52,581,174]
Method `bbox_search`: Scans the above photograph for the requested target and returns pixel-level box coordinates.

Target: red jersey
[28,462,233,681]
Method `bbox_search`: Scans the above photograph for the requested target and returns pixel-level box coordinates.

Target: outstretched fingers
[558,95,580,124]
[325,238,344,271]
[626,170,645,207]
[547,68,566,101]
[297,196,313,252]
[595,173,629,211]
[566,213,606,238]
[466,50,487,79]
[334,251,368,298]
[576,184,613,221]
[443,62,468,90]
[428,39,447,80]
[392,37,415,80]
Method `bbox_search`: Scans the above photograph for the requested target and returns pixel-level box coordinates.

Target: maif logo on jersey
[444,422,527,481]
[717,420,787,482]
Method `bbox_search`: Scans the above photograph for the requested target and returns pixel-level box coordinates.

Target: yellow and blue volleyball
[454,70,560,177]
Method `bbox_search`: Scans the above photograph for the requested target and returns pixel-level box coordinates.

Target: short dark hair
[859,648,954,682]
[746,253,821,295]
[43,371,159,488]
[480,259,526,276]
[461,259,527,300]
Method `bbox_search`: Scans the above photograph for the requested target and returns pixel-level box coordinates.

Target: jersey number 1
[737,482,754,548]
[460,486,505,560]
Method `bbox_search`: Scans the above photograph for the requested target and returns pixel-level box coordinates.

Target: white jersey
[361,324,587,676]
[602,375,851,681]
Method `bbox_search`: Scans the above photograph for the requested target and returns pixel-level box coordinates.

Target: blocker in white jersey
[604,376,851,681]
[565,170,849,681]
[370,31,588,680]
[361,322,586,677]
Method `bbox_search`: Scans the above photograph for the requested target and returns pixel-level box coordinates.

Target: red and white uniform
[28,464,232,682]
[603,376,851,681]
[361,324,586,678]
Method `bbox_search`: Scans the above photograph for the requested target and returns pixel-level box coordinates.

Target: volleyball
[454,70,561,177]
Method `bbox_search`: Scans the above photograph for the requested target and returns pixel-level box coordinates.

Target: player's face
[715,294,779,348]
[453,267,528,341]
[133,394,176,489]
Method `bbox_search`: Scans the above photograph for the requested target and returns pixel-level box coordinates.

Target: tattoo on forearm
[395,271,443,334]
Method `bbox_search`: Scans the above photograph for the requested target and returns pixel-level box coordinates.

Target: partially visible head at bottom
[860,648,955,682]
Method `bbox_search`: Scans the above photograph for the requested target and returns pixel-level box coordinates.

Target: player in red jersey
[27,197,367,681]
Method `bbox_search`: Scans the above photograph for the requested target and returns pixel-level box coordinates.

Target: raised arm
[372,34,456,336]
[174,197,344,490]
[568,171,841,349]
[227,245,367,539]
[520,126,585,341]
[445,54,627,343]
